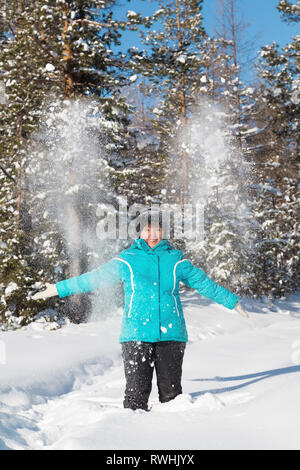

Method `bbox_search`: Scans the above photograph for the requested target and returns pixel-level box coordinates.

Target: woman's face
[140,224,163,249]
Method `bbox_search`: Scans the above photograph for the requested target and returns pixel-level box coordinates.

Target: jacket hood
[132,238,171,254]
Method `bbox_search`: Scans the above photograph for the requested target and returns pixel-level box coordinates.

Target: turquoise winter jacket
[55,238,239,343]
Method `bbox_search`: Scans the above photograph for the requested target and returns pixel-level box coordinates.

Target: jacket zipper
[157,254,161,341]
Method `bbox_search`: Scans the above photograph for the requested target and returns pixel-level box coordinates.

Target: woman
[32,213,248,411]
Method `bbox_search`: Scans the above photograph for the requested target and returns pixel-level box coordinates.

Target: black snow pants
[121,340,186,411]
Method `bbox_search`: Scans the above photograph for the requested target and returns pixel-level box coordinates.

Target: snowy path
[1,292,300,450]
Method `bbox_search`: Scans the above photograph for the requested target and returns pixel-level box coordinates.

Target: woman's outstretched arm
[32,258,122,300]
[179,259,248,317]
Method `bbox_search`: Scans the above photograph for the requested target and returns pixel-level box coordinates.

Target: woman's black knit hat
[137,209,163,232]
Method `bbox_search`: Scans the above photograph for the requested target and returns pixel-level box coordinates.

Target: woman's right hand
[32,283,58,300]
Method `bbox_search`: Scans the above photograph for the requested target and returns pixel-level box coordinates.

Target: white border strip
[113,257,135,317]
[172,259,189,316]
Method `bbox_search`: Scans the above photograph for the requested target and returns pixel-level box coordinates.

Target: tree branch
[71,19,126,29]
[0,163,17,184]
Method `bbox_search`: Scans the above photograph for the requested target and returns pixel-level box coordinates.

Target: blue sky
[202,0,298,49]
[113,0,298,82]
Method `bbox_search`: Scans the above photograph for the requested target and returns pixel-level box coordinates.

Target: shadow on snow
[190,365,300,398]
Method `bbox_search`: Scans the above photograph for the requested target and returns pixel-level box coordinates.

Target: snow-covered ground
[0,291,300,450]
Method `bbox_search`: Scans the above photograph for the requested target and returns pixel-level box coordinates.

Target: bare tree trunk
[15,4,25,228]
[229,0,242,148]
[175,0,189,206]
[16,117,23,224]
[61,3,85,322]
[229,0,238,68]
[62,3,74,98]
[62,3,80,276]
[216,0,250,148]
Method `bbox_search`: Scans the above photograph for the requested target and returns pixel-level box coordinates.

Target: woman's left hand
[235,302,249,318]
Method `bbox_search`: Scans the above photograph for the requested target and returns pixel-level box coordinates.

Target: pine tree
[132,0,208,206]
[244,0,299,296]
[0,0,153,326]
[277,0,300,23]
[130,0,257,294]
[195,0,263,295]
[182,99,257,295]
[110,83,167,207]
